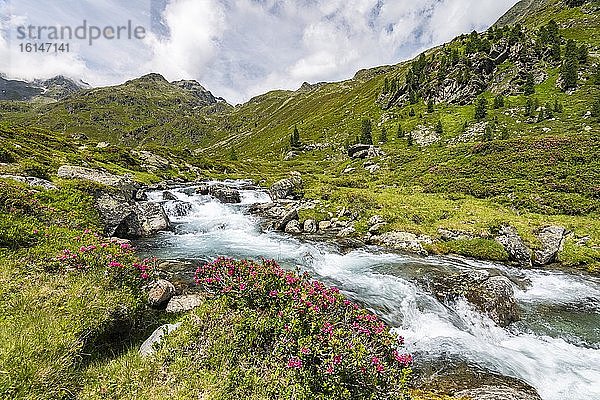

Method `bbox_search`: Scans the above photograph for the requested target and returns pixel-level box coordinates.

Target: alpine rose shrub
[53,229,155,287]
[195,258,412,398]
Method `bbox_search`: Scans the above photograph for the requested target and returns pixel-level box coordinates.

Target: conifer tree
[475,96,488,120]
[427,100,434,113]
[360,119,373,145]
[592,97,600,118]
[525,97,534,117]
[561,39,579,90]
[501,127,510,140]
[553,99,563,113]
[523,73,535,95]
[229,147,238,161]
[290,125,301,148]
[409,108,416,117]
[407,132,414,146]
[379,127,388,143]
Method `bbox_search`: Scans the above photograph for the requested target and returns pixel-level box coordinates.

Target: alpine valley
[1,0,599,399]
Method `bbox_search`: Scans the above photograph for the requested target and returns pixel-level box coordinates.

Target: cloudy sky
[0,0,517,103]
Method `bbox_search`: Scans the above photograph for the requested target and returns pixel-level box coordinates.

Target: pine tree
[493,94,505,109]
[397,124,405,138]
[561,39,579,90]
[360,119,373,145]
[501,127,510,140]
[407,132,414,146]
[475,96,488,120]
[379,127,388,143]
[427,100,434,113]
[383,77,389,94]
[409,108,416,117]
[523,73,535,95]
[290,125,301,148]
[435,120,443,134]
[578,44,588,64]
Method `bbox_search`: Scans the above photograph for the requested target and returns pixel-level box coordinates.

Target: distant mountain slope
[0,75,89,101]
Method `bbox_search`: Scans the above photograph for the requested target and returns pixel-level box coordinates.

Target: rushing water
[138,182,600,400]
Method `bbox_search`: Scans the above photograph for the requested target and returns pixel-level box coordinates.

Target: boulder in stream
[269,172,303,201]
[209,184,241,204]
[495,226,532,267]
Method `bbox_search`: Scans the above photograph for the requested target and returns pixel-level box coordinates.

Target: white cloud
[0,0,518,103]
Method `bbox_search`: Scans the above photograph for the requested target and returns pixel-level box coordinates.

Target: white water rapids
[139,182,600,400]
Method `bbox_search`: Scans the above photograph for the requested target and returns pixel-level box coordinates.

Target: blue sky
[0,0,518,103]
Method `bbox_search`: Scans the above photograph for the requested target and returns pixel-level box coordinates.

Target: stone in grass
[139,323,182,357]
[148,279,176,309]
[166,294,203,313]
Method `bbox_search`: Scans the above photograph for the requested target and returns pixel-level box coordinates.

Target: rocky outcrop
[148,279,176,309]
[0,175,57,190]
[495,226,532,267]
[533,226,567,266]
[425,269,519,327]
[348,144,384,159]
[167,201,193,217]
[97,190,171,238]
[370,231,432,255]
[58,165,136,194]
[139,323,182,357]
[269,172,303,201]
[209,185,241,204]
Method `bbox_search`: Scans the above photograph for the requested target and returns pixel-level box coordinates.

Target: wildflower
[269,290,278,297]
[333,355,342,365]
[322,322,334,336]
[300,347,311,355]
[371,356,380,365]
[325,365,334,374]
[239,283,247,291]
[392,351,413,366]
[141,272,149,279]
[108,261,122,268]
[286,357,303,369]
[376,364,384,373]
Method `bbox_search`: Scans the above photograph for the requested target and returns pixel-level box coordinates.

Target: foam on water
[138,183,600,400]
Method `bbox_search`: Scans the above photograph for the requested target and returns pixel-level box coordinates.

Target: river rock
[139,322,182,357]
[269,172,303,201]
[425,270,519,326]
[209,185,241,204]
[371,231,431,255]
[168,201,193,217]
[319,220,332,231]
[337,226,356,238]
[134,202,171,236]
[277,208,299,231]
[196,184,210,195]
[285,220,302,234]
[162,191,178,201]
[412,359,542,400]
[495,226,532,267]
[148,279,176,309]
[165,294,203,313]
[0,175,57,190]
[303,219,317,233]
[533,226,567,266]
